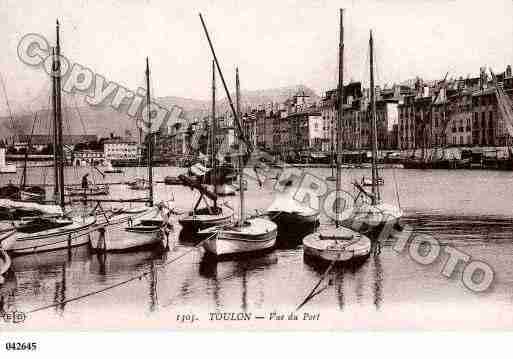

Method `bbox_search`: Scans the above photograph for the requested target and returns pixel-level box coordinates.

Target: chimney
[507,65,512,78]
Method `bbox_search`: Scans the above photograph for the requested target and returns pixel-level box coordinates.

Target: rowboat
[65,183,109,196]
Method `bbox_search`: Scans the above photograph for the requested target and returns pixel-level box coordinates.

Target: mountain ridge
[0,84,320,139]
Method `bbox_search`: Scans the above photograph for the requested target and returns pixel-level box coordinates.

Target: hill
[0,85,319,139]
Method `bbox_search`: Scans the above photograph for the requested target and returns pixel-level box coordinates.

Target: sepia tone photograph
[0,0,513,343]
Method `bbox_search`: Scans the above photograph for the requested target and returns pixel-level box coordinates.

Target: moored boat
[266,176,320,227]
[128,178,150,190]
[65,183,109,196]
[90,206,172,252]
[179,205,234,233]
[11,215,97,255]
[361,176,384,187]
[303,227,371,263]
[200,217,277,257]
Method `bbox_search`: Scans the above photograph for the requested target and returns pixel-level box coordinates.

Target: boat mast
[330,115,335,177]
[54,20,65,209]
[335,8,344,228]
[236,67,244,226]
[51,47,59,198]
[369,30,380,205]
[146,57,154,207]
[212,60,217,208]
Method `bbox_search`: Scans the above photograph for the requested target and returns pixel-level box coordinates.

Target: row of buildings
[9,134,141,166]
[7,65,512,165]
[152,65,513,164]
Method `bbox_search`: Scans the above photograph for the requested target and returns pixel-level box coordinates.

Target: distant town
[2,64,512,167]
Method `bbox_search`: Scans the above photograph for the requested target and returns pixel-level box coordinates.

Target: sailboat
[303,9,372,264]
[8,21,98,255]
[266,175,320,226]
[0,114,45,202]
[178,60,234,233]
[199,65,277,257]
[90,58,174,252]
[344,30,403,233]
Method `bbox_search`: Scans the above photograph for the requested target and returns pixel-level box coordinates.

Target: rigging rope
[26,230,218,314]
[296,259,337,311]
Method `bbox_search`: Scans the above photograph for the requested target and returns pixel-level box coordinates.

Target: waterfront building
[103,137,141,161]
[72,149,104,166]
[447,89,473,146]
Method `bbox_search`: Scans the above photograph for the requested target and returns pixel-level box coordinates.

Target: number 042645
[5,342,38,351]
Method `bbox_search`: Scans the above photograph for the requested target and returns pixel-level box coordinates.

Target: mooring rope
[296,259,337,311]
[26,231,217,314]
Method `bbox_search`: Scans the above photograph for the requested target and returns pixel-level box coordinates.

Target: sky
[0,0,512,113]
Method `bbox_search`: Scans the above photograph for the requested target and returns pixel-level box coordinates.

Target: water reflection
[199,253,278,311]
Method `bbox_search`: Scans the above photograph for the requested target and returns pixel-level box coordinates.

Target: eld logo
[2,310,26,324]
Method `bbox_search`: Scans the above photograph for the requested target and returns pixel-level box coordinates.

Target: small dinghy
[303,227,371,263]
[128,178,150,190]
[361,176,384,187]
[90,204,173,252]
[65,183,109,196]
[164,176,182,185]
[200,217,277,257]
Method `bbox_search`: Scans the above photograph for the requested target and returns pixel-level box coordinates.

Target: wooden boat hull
[95,207,152,228]
[164,176,182,185]
[0,164,16,174]
[10,216,98,255]
[342,203,403,233]
[19,190,44,201]
[267,210,319,226]
[362,178,384,186]
[303,228,371,263]
[179,209,234,233]
[65,185,109,196]
[201,218,277,256]
[90,226,166,252]
[103,170,123,174]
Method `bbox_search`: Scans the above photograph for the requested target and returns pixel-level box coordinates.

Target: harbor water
[2,166,513,329]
